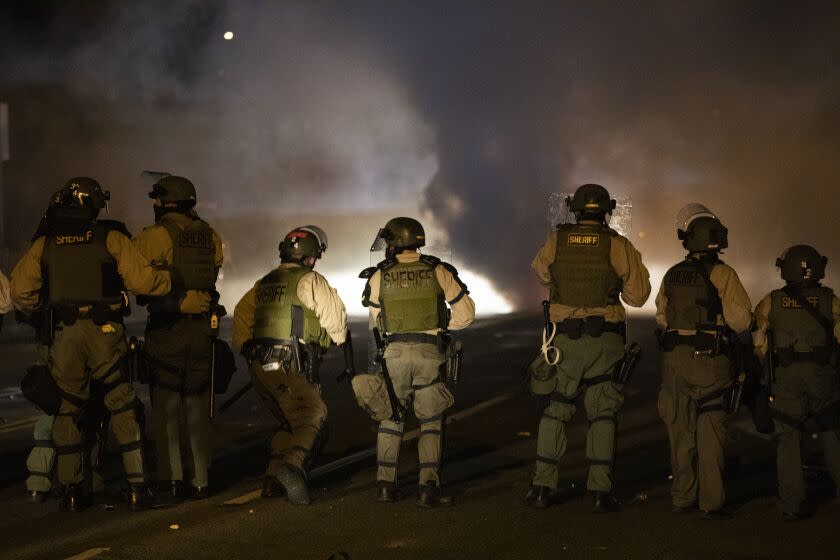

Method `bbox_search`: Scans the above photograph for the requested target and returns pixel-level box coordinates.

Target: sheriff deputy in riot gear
[529,184,650,512]
[360,217,475,508]
[133,175,224,501]
[752,245,840,521]
[10,177,171,512]
[233,227,347,505]
[655,203,751,519]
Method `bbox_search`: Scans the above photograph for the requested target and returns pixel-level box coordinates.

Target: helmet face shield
[675,203,717,235]
[370,228,389,252]
[299,225,328,254]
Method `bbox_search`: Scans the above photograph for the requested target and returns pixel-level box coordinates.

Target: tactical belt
[774,346,833,367]
[555,317,625,339]
[661,331,729,355]
[387,333,439,345]
[52,303,123,326]
[147,312,209,330]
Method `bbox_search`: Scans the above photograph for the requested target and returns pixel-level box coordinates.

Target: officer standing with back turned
[11,178,171,512]
[753,245,840,520]
[133,175,224,501]
[233,226,347,505]
[529,184,650,512]
[655,203,751,519]
[361,217,475,508]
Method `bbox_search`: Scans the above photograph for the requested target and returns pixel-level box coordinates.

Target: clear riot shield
[366,229,451,371]
[547,192,633,237]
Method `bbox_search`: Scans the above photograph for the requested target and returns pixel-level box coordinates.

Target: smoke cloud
[1,2,839,312]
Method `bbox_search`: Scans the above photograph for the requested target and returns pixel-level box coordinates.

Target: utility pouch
[21,365,61,415]
[290,305,305,338]
[584,315,606,337]
[560,318,584,340]
[775,346,795,367]
[73,381,107,433]
[351,373,393,422]
[212,338,237,393]
[303,343,322,384]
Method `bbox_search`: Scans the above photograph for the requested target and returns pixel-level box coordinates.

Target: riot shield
[547,192,633,237]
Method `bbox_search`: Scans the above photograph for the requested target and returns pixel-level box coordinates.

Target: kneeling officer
[11,178,171,512]
[233,227,347,505]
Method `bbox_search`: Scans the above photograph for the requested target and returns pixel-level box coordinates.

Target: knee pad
[413,383,455,419]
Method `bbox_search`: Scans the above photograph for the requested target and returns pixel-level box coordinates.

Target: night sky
[1,1,839,311]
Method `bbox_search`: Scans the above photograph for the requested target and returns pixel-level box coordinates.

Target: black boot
[592,492,621,513]
[27,489,49,504]
[128,484,153,511]
[157,480,185,505]
[376,482,401,503]
[416,482,453,509]
[526,486,554,509]
[58,484,90,512]
[276,464,310,505]
[261,476,285,498]
[191,486,210,500]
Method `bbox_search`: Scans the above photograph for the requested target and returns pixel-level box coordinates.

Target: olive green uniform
[753,288,840,514]
[363,252,475,486]
[655,258,751,511]
[233,264,346,475]
[133,212,224,489]
[531,221,650,492]
[11,226,171,486]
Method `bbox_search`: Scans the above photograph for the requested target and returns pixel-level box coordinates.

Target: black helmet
[148,175,197,205]
[279,228,324,259]
[59,177,110,210]
[776,245,827,283]
[566,184,616,215]
[378,217,426,249]
[676,203,728,252]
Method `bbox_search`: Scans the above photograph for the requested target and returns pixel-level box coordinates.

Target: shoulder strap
[782,284,835,337]
[693,258,723,323]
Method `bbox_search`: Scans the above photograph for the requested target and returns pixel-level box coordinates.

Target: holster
[21,365,62,415]
[212,338,237,394]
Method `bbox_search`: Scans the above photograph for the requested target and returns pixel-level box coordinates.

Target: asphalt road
[0,313,838,560]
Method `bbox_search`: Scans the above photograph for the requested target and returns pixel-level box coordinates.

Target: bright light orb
[223,31,234,40]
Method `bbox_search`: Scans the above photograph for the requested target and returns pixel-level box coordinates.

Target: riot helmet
[776,245,826,284]
[46,177,109,231]
[60,177,110,210]
[279,227,325,264]
[372,217,426,251]
[565,184,616,217]
[676,203,728,252]
[148,175,197,205]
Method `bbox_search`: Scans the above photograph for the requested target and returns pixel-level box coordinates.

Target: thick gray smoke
[2,2,840,311]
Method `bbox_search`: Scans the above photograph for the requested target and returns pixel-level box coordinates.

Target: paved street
[0,314,837,560]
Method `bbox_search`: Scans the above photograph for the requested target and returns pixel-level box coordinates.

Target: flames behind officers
[233,226,347,505]
[133,175,224,501]
[529,184,650,511]
[11,177,171,512]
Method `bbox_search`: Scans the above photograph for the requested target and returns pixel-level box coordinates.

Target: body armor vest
[768,285,834,352]
[379,257,446,333]
[252,267,330,348]
[42,221,125,306]
[160,218,216,290]
[663,258,722,331]
[549,223,622,308]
